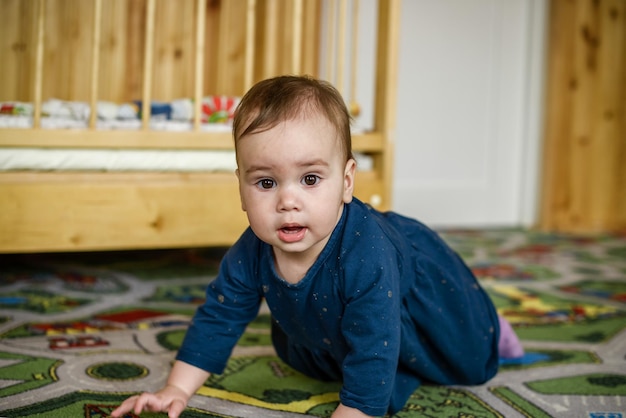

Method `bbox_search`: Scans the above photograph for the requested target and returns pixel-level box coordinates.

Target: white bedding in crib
[0,148,373,172]
[0,148,237,172]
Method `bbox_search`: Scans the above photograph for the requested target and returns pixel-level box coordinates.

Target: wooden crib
[0,0,400,253]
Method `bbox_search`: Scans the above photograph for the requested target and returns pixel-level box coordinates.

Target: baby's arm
[111,360,209,418]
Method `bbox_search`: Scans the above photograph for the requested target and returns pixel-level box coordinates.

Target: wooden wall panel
[151,1,194,99]
[540,0,626,233]
[99,0,139,102]
[31,0,96,102]
[0,1,38,101]
[214,0,248,95]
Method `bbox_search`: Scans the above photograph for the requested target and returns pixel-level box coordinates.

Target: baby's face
[236,112,355,265]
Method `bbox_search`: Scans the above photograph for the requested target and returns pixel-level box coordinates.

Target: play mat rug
[0,228,625,418]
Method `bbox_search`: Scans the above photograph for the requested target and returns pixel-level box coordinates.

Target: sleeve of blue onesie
[176,234,263,374]
[336,235,403,416]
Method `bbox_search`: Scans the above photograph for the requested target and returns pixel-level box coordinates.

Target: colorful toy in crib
[135,95,240,123]
[133,101,172,120]
[1,102,33,116]
[202,95,239,123]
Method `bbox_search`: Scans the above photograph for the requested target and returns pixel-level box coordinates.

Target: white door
[392,0,547,227]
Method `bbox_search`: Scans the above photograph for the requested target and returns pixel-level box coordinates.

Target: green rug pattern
[0,229,625,417]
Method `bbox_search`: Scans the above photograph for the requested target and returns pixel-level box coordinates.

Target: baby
[112,75,522,418]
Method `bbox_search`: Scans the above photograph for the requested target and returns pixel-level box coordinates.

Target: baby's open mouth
[278,225,307,243]
[281,226,304,233]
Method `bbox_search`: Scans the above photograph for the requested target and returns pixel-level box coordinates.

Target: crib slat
[375,0,401,209]
[301,0,321,76]
[193,0,207,131]
[244,0,257,91]
[33,0,45,129]
[350,0,360,113]
[336,0,347,95]
[325,0,336,82]
[89,0,102,129]
[292,0,303,74]
[142,0,156,129]
[262,0,278,78]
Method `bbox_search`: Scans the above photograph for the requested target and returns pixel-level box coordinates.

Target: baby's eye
[256,179,276,189]
[302,175,320,186]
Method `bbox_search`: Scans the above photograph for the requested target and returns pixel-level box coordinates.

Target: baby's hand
[110,384,189,418]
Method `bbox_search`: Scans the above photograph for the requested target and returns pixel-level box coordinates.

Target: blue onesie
[177,197,500,416]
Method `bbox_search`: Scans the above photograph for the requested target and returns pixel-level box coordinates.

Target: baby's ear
[235,169,247,211]
[342,159,356,203]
